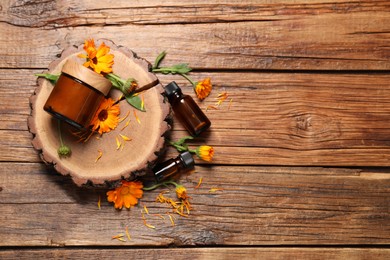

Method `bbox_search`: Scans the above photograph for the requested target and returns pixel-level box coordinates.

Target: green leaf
[153,51,167,69]
[126,95,145,112]
[152,63,192,75]
[170,63,192,74]
[174,136,194,146]
[35,73,60,84]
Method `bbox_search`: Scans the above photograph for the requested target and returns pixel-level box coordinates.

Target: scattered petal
[125,226,131,241]
[116,136,122,150]
[120,134,132,141]
[152,214,165,220]
[206,105,218,111]
[134,110,141,124]
[118,110,130,123]
[144,222,156,229]
[98,195,101,210]
[195,177,203,189]
[121,119,131,131]
[168,214,175,226]
[228,98,233,110]
[209,187,224,193]
[112,234,124,239]
[95,149,103,163]
[174,209,189,217]
[216,91,229,106]
[143,205,149,215]
[117,94,124,103]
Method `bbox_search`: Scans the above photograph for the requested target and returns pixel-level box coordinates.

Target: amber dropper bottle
[164,81,211,136]
[153,151,195,182]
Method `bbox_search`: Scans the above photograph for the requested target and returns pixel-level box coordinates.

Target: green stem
[180,73,196,86]
[106,73,123,83]
[188,149,197,154]
[58,120,64,146]
[143,180,179,191]
[151,68,171,73]
[169,141,188,152]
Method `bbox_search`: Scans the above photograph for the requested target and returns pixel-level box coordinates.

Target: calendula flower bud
[195,145,214,162]
[56,120,72,158]
[175,185,189,200]
[58,144,71,157]
[123,78,138,95]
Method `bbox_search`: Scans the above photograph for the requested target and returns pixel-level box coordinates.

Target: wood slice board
[28,39,171,186]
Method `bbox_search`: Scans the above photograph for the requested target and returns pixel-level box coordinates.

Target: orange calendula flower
[195,145,214,162]
[106,180,143,209]
[90,98,120,135]
[78,39,114,74]
[194,78,212,100]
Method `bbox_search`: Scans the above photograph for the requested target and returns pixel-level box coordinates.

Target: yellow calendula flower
[90,98,120,135]
[106,180,143,209]
[78,39,114,74]
[194,78,212,100]
[195,145,214,162]
[175,185,192,215]
[175,185,189,200]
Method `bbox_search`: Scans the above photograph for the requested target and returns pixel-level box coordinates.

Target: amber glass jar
[44,60,112,130]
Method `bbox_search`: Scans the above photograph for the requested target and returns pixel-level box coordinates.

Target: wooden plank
[0,163,389,246]
[4,70,390,166]
[0,248,389,260]
[3,0,389,27]
[1,1,389,70]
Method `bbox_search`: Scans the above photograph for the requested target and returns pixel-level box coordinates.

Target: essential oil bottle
[164,81,211,136]
[153,151,195,182]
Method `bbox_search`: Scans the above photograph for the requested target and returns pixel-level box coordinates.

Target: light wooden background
[1,0,389,259]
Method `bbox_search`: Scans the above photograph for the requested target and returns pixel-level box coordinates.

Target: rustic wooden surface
[0,0,389,258]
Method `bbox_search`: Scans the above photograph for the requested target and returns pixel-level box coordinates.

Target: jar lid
[61,59,112,96]
[164,81,182,98]
[179,151,195,169]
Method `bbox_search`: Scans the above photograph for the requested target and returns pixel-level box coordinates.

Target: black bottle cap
[179,151,195,169]
[164,81,181,97]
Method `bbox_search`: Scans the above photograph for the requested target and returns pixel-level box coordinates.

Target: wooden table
[1,1,389,258]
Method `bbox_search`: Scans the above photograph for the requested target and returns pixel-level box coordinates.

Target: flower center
[92,57,98,65]
[98,109,108,121]
[120,187,129,195]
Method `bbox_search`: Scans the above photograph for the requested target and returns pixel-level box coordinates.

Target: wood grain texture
[0,1,389,70]
[3,69,390,166]
[0,163,389,246]
[1,0,389,255]
[1,248,389,260]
